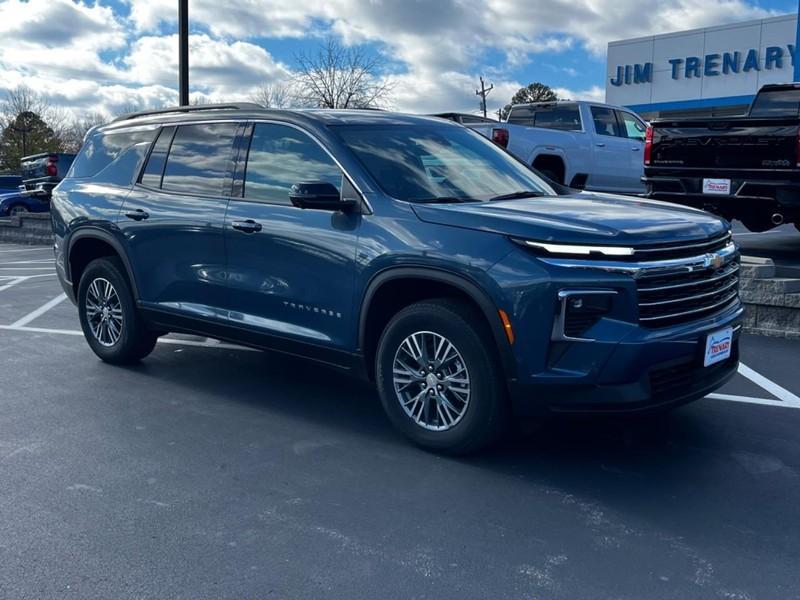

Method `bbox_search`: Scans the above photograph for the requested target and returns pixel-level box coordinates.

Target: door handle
[595,142,606,147]
[124,209,149,221]
[232,219,262,233]
[632,146,641,151]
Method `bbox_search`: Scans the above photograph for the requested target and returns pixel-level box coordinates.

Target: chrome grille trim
[638,277,739,307]
[639,291,739,322]
[632,231,731,256]
[637,263,739,293]
[538,242,738,277]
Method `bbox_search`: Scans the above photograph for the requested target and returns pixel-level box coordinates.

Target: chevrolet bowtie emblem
[704,253,724,269]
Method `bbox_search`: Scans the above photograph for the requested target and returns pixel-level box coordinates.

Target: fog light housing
[553,290,617,341]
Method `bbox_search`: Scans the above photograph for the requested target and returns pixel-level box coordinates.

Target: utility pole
[178,0,189,106]
[475,76,494,119]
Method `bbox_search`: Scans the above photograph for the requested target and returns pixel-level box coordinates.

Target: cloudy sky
[0,0,796,118]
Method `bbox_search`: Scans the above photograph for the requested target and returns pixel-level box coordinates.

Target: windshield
[333,124,554,202]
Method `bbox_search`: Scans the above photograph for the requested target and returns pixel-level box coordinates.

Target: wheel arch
[67,228,139,300]
[358,267,516,382]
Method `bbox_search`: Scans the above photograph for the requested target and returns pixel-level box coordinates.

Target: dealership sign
[610,44,797,86]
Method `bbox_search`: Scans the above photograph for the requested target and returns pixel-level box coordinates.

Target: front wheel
[77,257,158,364]
[375,299,508,454]
[9,205,28,217]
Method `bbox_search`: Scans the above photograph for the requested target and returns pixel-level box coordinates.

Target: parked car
[467,101,648,194]
[644,83,800,233]
[0,152,75,217]
[52,104,742,453]
[0,175,22,193]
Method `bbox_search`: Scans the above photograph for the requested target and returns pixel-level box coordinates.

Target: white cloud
[0,0,785,120]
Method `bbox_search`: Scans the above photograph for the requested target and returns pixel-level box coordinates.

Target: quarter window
[70,129,158,179]
[160,123,238,196]
[591,107,622,137]
[243,123,342,204]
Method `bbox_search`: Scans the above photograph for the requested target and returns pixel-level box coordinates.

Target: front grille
[637,260,740,327]
[649,345,738,400]
[635,233,740,328]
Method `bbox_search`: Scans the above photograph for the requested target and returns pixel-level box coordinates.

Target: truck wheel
[9,205,28,217]
[375,299,508,454]
[77,257,158,364]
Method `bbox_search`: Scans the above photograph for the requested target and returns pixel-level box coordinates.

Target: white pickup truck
[455,101,648,195]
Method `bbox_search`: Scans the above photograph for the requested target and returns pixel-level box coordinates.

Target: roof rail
[111,103,265,123]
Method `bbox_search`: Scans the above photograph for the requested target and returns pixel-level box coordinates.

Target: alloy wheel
[392,330,471,431]
[85,277,123,347]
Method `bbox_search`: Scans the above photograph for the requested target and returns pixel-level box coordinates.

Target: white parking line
[0,273,57,293]
[8,293,67,328]
[0,315,797,409]
[0,247,51,254]
[0,324,256,352]
[0,277,26,292]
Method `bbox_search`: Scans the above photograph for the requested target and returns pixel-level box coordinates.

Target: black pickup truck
[644,83,800,232]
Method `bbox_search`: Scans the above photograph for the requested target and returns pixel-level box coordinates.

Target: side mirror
[289,181,356,211]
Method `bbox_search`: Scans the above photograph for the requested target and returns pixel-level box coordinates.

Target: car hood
[411,192,728,246]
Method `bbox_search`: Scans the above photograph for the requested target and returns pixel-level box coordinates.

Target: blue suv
[51,104,743,453]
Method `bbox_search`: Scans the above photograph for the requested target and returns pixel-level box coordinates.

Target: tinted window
[618,111,646,141]
[507,105,581,131]
[591,107,622,137]
[750,88,800,117]
[70,129,158,178]
[139,126,175,188]
[243,123,342,204]
[334,124,553,202]
[161,123,238,196]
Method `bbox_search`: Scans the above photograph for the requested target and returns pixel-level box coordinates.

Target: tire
[538,169,561,185]
[77,257,158,364]
[8,205,28,217]
[375,299,509,454]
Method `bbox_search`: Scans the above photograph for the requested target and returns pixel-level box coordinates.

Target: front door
[118,122,239,321]
[224,122,361,353]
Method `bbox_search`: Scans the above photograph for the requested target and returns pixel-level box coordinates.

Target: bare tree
[0,86,69,170]
[249,82,293,109]
[62,111,108,153]
[293,38,394,109]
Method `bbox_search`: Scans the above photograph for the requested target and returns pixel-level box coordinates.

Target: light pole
[178,0,189,106]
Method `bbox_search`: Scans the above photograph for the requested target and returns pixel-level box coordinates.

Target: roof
[103,104,454,133]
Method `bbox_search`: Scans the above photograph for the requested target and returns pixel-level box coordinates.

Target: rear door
[223,121,361,352]
[616,110,647,193]
[586,106,639,193]
[118,121,239,321]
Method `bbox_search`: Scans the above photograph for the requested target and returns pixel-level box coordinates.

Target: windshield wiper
[489,190,546,202]
[414,196,480,204]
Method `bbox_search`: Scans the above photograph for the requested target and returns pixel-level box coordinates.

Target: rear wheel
[375,299,508,454]
[77,257,157,364]
[9,205,28,217]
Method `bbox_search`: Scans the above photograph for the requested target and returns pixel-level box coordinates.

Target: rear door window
[617,111,646,141]
[591,107,623,137]
[243,123,342,205]
[139,126,175,188]
[160,123,238,196]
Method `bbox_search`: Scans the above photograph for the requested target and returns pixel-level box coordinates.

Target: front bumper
[509,302,743,415]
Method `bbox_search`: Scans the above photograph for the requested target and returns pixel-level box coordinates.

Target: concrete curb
[740,256,800,339]
[0,212,54,246]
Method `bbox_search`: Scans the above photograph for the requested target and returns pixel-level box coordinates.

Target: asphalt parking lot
[1,242,800,600]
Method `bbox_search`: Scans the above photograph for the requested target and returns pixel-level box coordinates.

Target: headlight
[516,239,635,257]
